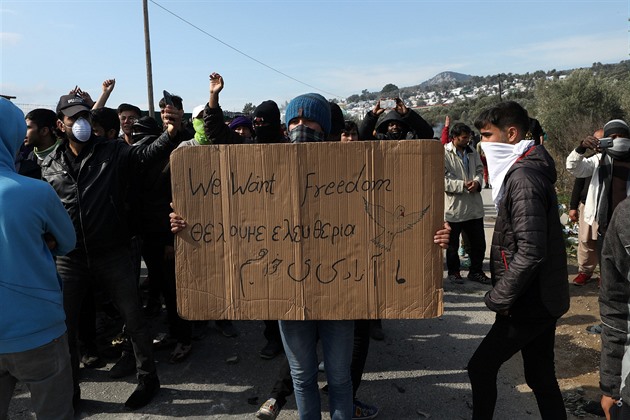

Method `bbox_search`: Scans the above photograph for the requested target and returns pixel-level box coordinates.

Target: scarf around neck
[480,139,535,208]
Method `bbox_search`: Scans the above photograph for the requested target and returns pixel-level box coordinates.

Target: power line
[149,0,343,99]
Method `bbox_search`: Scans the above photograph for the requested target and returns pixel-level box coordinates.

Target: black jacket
[599,197,630,400]
[359,109,434,141]
[129,134,174,241]
[485,145,570,319]
[40,132,181,253]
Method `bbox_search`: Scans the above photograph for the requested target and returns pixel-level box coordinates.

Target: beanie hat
[228,115,253,132]
[132,116,161,137]
[604,119,630,138]
[328,102,345,139]
[253,100,281,124]
[285,93,331,136]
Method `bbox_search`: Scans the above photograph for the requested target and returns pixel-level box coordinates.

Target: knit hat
[56,94,90,117]
[604,119,630,138]
[329,102,345,140]
[253,100,281,124]
[285,93,331,136]
[229,115,253,132]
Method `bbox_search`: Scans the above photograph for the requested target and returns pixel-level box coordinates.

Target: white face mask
[71,117,92,142]
[480,139,534,208]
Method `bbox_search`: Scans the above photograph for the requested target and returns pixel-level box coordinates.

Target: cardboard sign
[171,140,444,320]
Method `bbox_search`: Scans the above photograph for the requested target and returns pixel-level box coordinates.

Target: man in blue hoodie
[0,98,77,419]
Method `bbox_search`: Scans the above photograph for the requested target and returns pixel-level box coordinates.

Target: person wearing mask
[467,101,569,420]
[358,97,433,141]
[40,92,185,410]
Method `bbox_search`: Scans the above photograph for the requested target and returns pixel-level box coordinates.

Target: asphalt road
[8,189,558,419]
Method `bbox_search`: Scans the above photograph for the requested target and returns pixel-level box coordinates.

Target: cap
[56,94,91,117]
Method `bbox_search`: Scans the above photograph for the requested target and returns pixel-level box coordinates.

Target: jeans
[467,315,566,420]
[0,333,74,420]
[446,218,486,275]
[56,246,156,395]
[279,320,353,420]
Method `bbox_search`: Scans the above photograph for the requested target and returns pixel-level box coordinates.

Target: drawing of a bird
[362,197,430,251]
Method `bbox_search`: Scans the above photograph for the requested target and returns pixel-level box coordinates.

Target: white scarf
[480,140,535,208]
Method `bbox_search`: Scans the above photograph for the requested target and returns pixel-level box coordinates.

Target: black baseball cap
[56,94,90,117]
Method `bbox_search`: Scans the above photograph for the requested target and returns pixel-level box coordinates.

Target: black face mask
[254,123,281,143]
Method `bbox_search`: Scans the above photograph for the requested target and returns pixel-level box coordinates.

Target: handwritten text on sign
[170,141,444,320]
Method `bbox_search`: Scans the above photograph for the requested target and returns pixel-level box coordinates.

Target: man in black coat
[467,101,569,420]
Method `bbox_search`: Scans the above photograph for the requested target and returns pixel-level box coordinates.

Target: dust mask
[72,117,92,142]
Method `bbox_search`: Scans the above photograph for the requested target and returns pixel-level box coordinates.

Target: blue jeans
[279,320,353,420]
[56,246,156,395]
[0,333,74,420]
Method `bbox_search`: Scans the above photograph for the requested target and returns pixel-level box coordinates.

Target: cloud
[505,32,628,69]
[0,32,22,46]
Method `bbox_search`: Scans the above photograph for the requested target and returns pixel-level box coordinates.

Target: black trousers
[446,218,486,275]
[141,233,192,344]
[467,314,566,420]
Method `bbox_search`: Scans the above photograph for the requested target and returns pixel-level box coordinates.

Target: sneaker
[259,340,283,360]
[353,400,379,419]
[109,351,136,378]
[447,273,463,284]
[124,373,160,410]
[467,272,491,284]
[256,397,281,420]
[215,320,239,337]
[573,272,592,286]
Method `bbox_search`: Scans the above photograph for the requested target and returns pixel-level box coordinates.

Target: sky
[1,0,629,114]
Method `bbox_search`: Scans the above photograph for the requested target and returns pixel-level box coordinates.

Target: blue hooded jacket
[0,98,76,354]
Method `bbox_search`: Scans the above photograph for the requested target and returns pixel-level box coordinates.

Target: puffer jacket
[40,131,181,253]
[444,142,484,222]
[599,197,630,401]
[359,109,434,140]
[485,145,569,319]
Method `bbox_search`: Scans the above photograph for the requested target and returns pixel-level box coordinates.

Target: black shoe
[81,352,105,369]
[109,352,136,378]
[215,320,239,337]
[259,340,283,359]
[124,374,160,410]
[467,272,491,284]
[370,319,384,341]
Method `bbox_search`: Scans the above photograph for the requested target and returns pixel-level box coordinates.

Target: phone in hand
[163,90,174,107]
[599,137,614,148]
[379,99,396,109]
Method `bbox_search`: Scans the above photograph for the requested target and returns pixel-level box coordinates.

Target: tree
[242,102,255,115]
[534,69,627,198]
[381,83,399,95]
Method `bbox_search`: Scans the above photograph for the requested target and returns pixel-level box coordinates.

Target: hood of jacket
[0,98,27,173]
[375,110,410,135]
[507,145,557,185]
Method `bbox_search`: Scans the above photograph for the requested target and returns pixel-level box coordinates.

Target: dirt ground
[555,259,604,418]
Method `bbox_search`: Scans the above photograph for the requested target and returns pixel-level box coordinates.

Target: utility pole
[143,0,155,118]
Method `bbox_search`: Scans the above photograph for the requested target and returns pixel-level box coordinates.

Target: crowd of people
[1,73,629,420]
